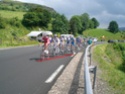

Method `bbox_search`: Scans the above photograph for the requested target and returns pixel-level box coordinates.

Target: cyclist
[76,36,82,51]
[41,34,50,59]
[53,34,61,55]
[59,36,65,54]
[66,36,71,52]
[70,36,76,54]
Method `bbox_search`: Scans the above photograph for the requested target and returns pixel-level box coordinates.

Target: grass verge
[93,44,125,94]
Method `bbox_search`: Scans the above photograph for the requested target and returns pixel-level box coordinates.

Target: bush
[0,15,6,29]
[9,17,21,27]
[112,43,125,72]
[22,7,51,28]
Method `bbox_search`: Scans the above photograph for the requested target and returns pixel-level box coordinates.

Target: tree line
[0,6,120,36]
[22,7,100,36]
[22,7,120,35]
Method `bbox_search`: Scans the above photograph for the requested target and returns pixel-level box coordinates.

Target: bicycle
[40,45,50,59]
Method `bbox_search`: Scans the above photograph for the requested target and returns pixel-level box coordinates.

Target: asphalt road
[0,46,73,94]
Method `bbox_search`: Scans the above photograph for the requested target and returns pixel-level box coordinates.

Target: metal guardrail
[84,45,93,94]
[83,45,97,94]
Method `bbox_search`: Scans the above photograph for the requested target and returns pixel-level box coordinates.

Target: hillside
[93,43,125,94]
[0,10,25,19]
[0,0,57,48]
[83,29,123,40]
[0,0,56,13]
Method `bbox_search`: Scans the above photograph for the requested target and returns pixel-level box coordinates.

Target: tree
[69,16,82,36]
[60,15,69,33]
[9,17,21,27]
[22,7,51,28]
[52,14,69,34]
[22,12,38,27]
[89,20,94,29]
[108,21,119,33]
[91,18,99,28]
[38,9,51,27]
[80,13,90,31]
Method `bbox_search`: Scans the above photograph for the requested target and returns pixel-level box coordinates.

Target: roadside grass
[0,40,37,48]
[0,25,38,48]
[0,10,26,20]
[83,29,122,40]
[0,37,38,48]
[0,10,49,48]
[0,10,53,48]
[93,44,125,94]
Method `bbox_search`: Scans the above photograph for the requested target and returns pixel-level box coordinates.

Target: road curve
[0,46,74,94]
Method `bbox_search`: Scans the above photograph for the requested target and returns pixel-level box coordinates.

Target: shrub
[0,15,6,29]
[9,17,21,27]
[111,43,125,72]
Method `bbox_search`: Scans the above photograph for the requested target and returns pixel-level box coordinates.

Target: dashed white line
[45,65,64,83]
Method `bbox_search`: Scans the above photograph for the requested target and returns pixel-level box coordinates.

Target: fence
[84,44,97,94]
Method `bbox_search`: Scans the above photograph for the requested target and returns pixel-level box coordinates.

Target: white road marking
[45,65,64,83]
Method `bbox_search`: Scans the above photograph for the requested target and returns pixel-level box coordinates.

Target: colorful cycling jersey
[52,37,59,43]
[42,36,50,44]
[70,37,75,46]
[66,37,70,44]
[76,37,81,43]
[60,37,64,42]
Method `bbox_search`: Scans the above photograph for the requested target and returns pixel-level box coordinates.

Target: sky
[16,0,125,28]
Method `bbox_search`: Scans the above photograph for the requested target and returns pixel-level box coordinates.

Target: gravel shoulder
[48,52,84,94]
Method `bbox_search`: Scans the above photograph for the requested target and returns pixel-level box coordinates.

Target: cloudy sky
[16,0,125,28]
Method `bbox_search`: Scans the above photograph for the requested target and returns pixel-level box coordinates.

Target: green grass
[0,2,55,48]
[83,29,123,40]
[0,10,26,20]
[0,23,37,48]
[0,10,37,47]
[93,44,125,94]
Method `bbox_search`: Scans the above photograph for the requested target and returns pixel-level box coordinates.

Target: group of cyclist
[40,34,83,59]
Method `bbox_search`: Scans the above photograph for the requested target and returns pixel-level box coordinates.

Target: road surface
[0,46,74,94]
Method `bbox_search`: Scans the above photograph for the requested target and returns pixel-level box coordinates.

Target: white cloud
[16,0,125,28]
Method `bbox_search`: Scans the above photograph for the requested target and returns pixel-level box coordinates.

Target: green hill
[0,0,57,48]
[0,0,56,13]
[93,43,125,94]
[83,29,123,40]
[0,0,57,20]
[0,10,25,20]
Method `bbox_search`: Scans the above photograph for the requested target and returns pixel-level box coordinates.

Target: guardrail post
[89,66,97,89]
[88,45,92,66]
[89,53,92,66]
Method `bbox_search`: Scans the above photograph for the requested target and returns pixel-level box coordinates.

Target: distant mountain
[0,0,56,13]
[119,27,125,31]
